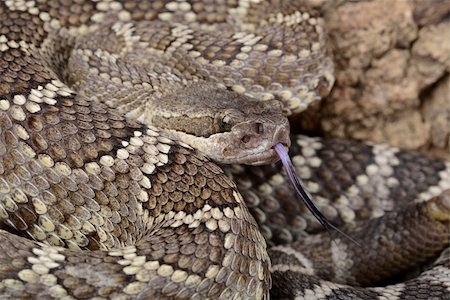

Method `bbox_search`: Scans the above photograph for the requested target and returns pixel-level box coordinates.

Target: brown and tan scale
[0,0,449,299]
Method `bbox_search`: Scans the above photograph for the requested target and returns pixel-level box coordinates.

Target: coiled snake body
[0,1,449,299]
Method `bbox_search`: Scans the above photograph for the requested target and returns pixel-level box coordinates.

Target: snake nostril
[241,135,251,143]
[257,122,264,134]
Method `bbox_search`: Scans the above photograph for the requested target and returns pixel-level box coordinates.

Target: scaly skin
[0,1,449,299]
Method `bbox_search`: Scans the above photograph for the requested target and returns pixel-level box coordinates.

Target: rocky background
[297,0,449,159]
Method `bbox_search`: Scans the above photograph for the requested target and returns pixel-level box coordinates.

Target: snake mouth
[160,114,290,165]
[231,133,291,165]
[235,146,288,165]
[220,119,291,165]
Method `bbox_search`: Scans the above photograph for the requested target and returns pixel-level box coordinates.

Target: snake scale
[0,0,449,299]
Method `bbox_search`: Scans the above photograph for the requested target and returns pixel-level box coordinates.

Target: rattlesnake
[0,0,449,299]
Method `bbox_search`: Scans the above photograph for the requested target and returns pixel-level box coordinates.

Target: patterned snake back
[0,0,449,299]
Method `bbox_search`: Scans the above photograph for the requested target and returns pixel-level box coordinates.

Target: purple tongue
[273,143,359,245]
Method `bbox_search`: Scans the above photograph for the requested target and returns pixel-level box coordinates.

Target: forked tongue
[273,143,360,246]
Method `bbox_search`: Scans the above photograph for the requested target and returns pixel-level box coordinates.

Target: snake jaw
[162,115,290,165]
[218,117,291,165]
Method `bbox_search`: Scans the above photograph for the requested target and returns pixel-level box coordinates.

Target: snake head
[146,83,291,165]
[209,101,291,165]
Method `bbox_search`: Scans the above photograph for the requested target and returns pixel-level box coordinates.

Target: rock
[299,0,450,158]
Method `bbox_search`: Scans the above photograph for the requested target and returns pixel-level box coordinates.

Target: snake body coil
[0,1,449,299]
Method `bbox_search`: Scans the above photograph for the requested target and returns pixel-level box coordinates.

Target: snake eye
[217,109,243,133]
[222,115,230,125]
[218,114,232,132]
